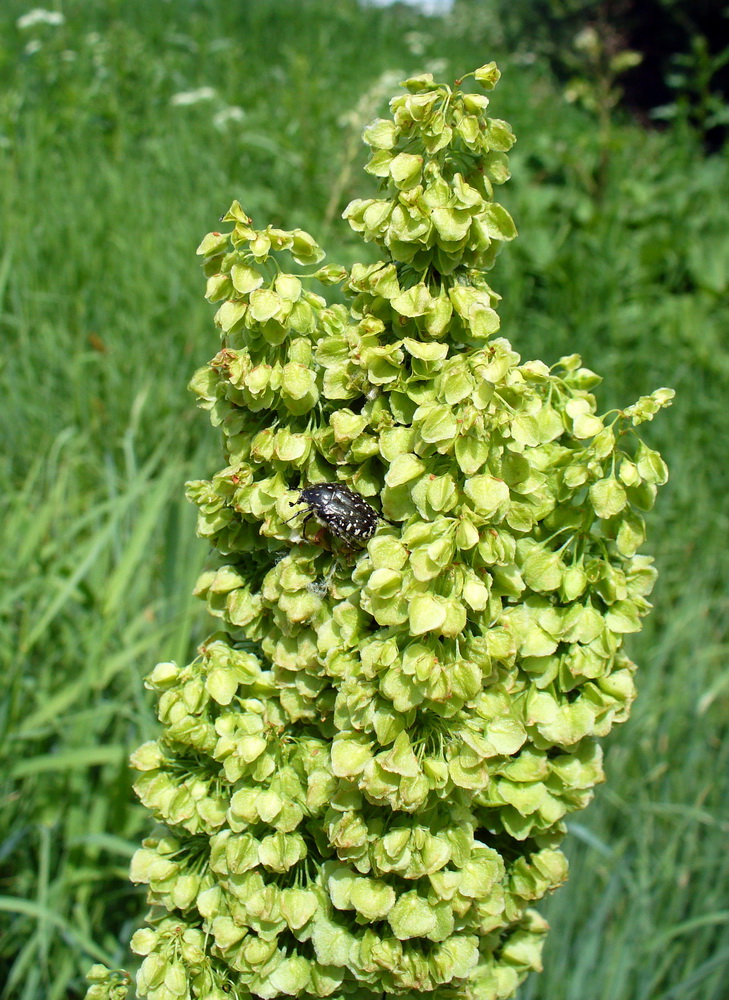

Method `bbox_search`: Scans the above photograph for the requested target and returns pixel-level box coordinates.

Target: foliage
[653,29,729,134]
[83,64,674,1000]
[1,3,728,1000]
[450,0,729,145]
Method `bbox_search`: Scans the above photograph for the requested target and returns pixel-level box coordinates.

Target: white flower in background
[24,40,43,55]
[213,106,246,130]
[361,0,454,14]
[170,87,216,107]
[404,31,427,56]
[426,58,449,78]
[17,9,65,29]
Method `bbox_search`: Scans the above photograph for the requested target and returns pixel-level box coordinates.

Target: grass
[1,1,728,998]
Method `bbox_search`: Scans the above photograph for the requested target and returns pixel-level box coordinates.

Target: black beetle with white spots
[287,483,384,544]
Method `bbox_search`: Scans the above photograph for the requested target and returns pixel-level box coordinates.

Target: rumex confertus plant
[86,63,673,1000]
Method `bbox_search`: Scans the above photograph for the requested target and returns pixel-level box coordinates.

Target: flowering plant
[87,63,672,1000]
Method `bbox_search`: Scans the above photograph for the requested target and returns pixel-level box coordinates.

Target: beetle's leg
[283,501,306,524]
[299,511,315,539]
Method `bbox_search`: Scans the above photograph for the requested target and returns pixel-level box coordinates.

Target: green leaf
[388,891,437,939]
[409,594,447,634]
[281,363,316,400]
[464,475,510,517]
[215,298,248,333]
[368,535,409,571]
[389,152,423,189]
[426,475,457,512]
[268,956,311,994]
[418,404,458,443]
[469,305,501,338]
[456,114,480,145]
[205,667,239,705]
[331,737,371,777]
[442,598,467,637]
[197,231,230,257]
[431,206,471,242]
[455,435,490,475]
[636,443,669,485]
[605,600,642,633]
[616,512,645,557]
[484,117,515,151]
[424,293,454,336]
[379,732,420,776]
[274,273,303,301]
[385,453,425,486]
[248,288,282,322]
[290,229,325,265]
[462,572,490,610]
[391,283,433,317]
[230,262,264,294]
[479,202,517,240]
[367,568,404,598]
[521,544,564,592]
[330,409,368,443]
[485,717,527,755]
[623,387,675,424]
[365,149,394,178]
[363,118,399,149]
[573,412,604,438]
[349,878,396,920]
[474,62,501,89]
[204,273,231,302]
[309,917,355,967]
[402,338,449,361]
[511,414,541,447]
[566,398,603,438]
[590,478,628,518]
[456,517,480,549]
[561,564,587,601]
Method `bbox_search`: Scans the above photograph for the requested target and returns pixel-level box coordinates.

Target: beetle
[286,482,387,544]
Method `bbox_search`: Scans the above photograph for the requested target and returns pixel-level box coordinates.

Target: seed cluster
[89,64,673,1000]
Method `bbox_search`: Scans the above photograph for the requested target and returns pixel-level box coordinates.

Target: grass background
[1,1,728,998]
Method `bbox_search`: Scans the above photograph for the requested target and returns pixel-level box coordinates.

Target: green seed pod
[88,64,673,1000]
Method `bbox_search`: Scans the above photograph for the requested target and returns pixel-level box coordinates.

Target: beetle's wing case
[291,482,381,542]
